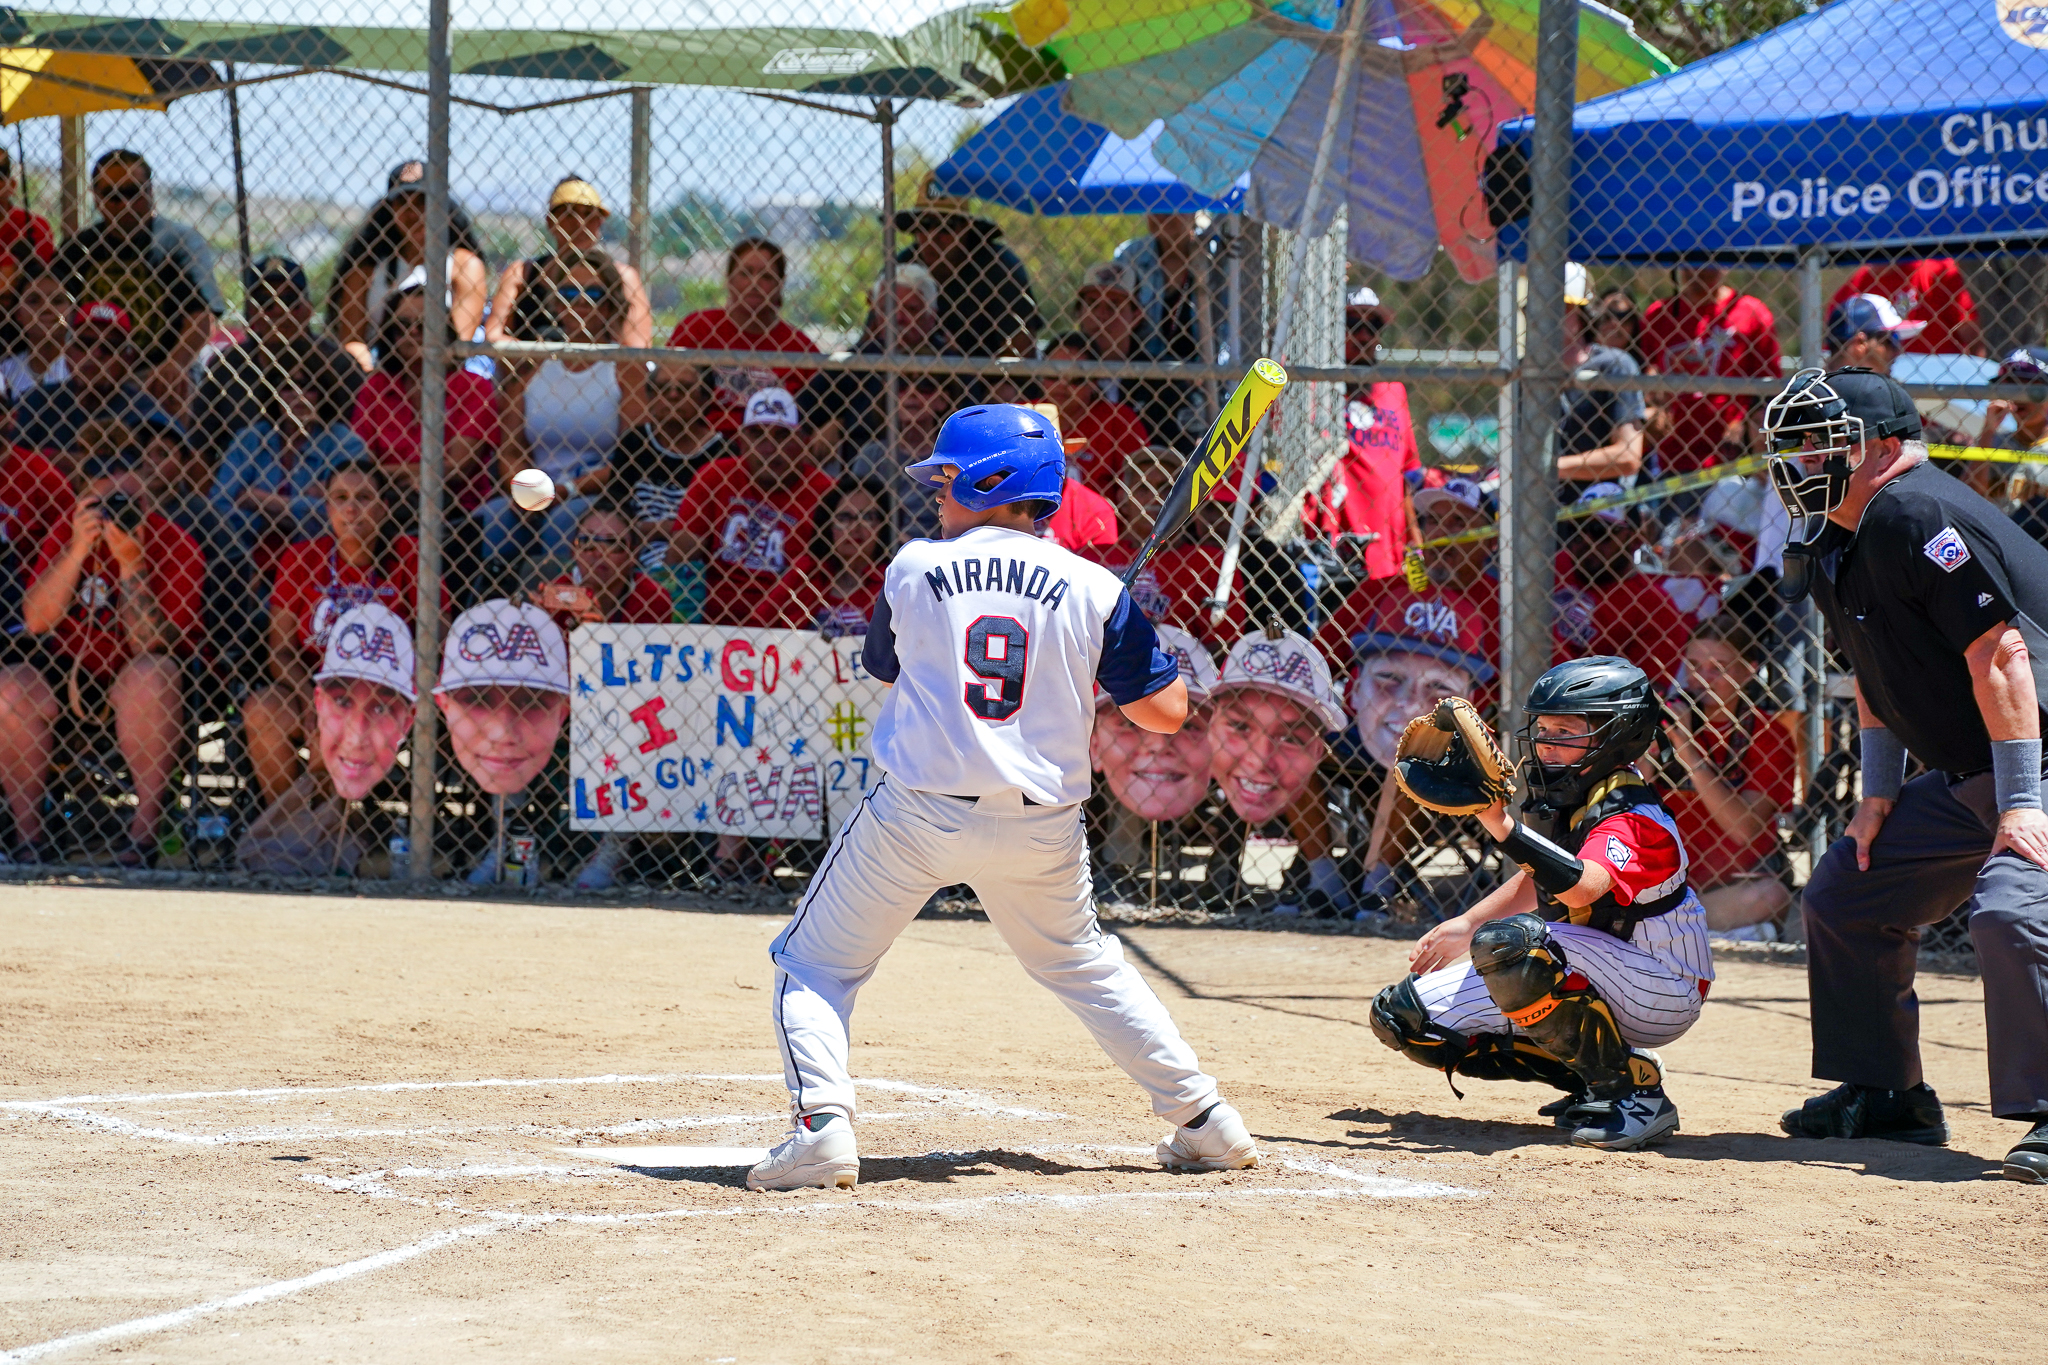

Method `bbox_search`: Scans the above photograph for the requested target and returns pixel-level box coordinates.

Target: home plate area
[15,1072,1478,1227]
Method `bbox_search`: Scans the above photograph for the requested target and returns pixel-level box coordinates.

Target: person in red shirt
[1552,482,1693,687]
[350,283,495,509]
[0,455,203,863]
[1038,475,1119,556]
[1657,614,1795,941]
[529,502,673,634]
[1640,267,1782,476]
[0,440,74,594]
[1830,258,1982,357]
[670,387,832,627]
[1318,477,1497,683]
[750,476,892,636]
[666,238,821,434]
[1303,287,1419,580]
[1040,332,1148,495]
[0,144,55,302]
[244,461,424,807]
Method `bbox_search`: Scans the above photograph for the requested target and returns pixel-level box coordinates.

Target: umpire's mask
[1760,367,1921,519]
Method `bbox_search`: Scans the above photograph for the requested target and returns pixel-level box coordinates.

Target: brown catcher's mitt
[1392,696,1514,816]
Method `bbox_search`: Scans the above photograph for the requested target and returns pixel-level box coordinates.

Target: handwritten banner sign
[568,625,886,838]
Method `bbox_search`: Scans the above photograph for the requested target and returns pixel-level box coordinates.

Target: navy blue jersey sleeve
[1097,588,1180,705]
[862,587,901,683]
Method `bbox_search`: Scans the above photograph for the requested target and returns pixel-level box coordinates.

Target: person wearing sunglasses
[480,249,647,558]
[488,177,652,350]
[747,475,894,636]
[528,501,673,633]
[190,256,357,469]
[1978,348,2048,544]
[13,301,175,480]
[53,150,223,418]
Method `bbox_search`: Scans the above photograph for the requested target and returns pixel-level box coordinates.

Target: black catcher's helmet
[1517,656,1664,812]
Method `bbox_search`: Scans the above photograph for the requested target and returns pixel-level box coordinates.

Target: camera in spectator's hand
[97,491,144,533]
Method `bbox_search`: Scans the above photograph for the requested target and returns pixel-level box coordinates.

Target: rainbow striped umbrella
[1006,0,1673,281]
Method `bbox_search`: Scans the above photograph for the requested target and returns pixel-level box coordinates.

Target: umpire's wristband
[1992,738,2043,813]
[1860,727,1907,803]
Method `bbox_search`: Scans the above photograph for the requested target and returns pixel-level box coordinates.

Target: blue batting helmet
[906,404,1065,513]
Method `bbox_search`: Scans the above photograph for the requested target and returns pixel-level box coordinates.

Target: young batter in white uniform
[748,403,1258,1191]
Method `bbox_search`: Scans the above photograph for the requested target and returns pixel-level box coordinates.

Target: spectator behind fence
[206,340,367,558]
[1555,263,1647,496]
[0,144,54,306]
[1554,482,1693,686]
[0,400,72,630]
[1304,286,1420,580]
[54,150,223,416]
[801,264,950,459]
[350,283,495,509]
[238,601,419,877]
[191,256,356,466]
[611,361,723,574]
[0,257,70,400]
[1094,443,1243,643]
[1641,267,1781,478]
[669,387,832,627]
[1979,347,2048,545]
[1041,332,1148,495]
[1,452,204,864]
[488,176,652,349]
[666,237,819,434]
[1824,293,1922,380]
[480,249,645,557]
[1595,287,1643,366]
[1829,257,1982,356]
[749,475,892,637]
[847,373,953,544]
[1659,614,1796,941]
[1075,259,1200,454]
[1114,213,1225,369]
[243,460,423,807]
[527,501,673,633]
[14,302,173,479]
[328,181,488,375]
[1320,476,1498,681]
[894,175,1041,358]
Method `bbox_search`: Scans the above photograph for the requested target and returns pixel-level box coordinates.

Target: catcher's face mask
[1761,368,1866,520]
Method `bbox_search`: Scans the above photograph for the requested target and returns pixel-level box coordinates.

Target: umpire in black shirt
[1763,366,2048,1183]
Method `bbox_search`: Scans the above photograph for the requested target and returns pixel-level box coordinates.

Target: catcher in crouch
[1370,656,1713,1151]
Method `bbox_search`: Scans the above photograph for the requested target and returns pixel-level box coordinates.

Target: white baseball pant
[769,776,1220,1125]
[1414,922,1706,1046]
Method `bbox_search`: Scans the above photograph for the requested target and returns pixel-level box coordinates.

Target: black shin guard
[1471,914,1634,1098]
[1370,974,1582,1098]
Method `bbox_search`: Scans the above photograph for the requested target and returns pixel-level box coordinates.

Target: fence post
[1501,0,1575,743]
[878,98,899,467]
[409,0,451,881]
[628,87,651,276]
[58,114,85,238]
[1797,246,1825,371]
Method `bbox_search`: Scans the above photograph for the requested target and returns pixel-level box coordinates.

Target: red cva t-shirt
[665,308,822,433]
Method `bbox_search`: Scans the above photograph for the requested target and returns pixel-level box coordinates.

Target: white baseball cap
[435,599,571,696]
[1576,480,1631,525]
[741,387,800,430]
[1345,286,1381,310]
[315,602,417,702]
[1212,629,1347,731]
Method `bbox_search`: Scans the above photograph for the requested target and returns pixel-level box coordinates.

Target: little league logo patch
[1923,526,1971,573]
[1605,834,1632,869]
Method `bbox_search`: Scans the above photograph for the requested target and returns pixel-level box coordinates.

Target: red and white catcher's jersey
[1579,801,1715,984]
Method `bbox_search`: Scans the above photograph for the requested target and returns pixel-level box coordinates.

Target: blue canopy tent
[932,83,1246,216]
[1489,0,2048,264]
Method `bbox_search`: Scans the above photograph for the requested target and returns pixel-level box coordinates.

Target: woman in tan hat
[486,175,652,349]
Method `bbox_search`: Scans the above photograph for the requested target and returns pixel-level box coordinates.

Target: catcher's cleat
[1157,1101,1259,1172]
[2002,1121,2048,1185]
[1779,1082,1949,1146]
[747,1112,859,1191]
[1564,1086,1679,1151]
[1543,1052,1661,1128]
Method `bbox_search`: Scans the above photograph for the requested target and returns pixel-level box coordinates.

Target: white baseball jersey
[863,524,1176,806]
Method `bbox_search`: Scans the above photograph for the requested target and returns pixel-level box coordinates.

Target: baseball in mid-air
[509,468,555,512]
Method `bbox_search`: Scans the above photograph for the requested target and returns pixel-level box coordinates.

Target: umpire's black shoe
[1779,1082,1950,1145]
[2002,1121,2048,1184]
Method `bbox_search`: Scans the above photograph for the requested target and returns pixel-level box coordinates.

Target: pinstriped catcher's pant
[1413,923,1706,1046]
[767,776,1221,1126]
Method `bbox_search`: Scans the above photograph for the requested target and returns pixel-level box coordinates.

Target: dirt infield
[2,885,2039,1362]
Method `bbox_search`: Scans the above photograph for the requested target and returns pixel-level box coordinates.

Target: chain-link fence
[0,0,2040,967]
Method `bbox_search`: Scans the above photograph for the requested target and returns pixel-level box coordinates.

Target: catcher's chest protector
[1524,774,1691,940]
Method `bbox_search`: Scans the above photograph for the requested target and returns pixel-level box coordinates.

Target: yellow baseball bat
[1121,358,1288,588]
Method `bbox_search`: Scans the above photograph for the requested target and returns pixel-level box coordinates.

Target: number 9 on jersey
[964,616,1029,721]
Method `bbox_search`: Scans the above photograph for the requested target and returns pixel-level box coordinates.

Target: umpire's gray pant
[1803,770,2048,1120]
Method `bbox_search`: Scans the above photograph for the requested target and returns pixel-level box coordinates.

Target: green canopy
[5,4,1060,101]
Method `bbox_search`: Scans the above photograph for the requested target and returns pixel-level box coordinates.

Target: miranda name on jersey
[923,555,1071,610]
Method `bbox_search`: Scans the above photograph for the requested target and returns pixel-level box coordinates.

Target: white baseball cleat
[1565,1086,1680,1152]
[1157,1101,1259,1171]
[746,1114,859,1191]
